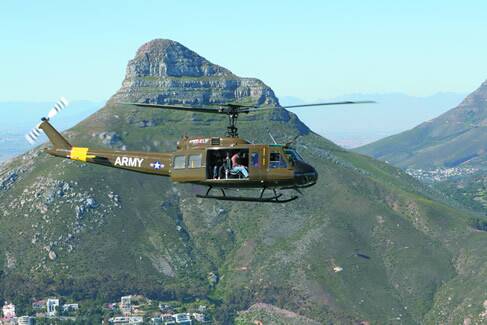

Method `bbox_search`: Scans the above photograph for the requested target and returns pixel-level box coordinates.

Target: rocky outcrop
[128,39,232,78]
[236,303,322,325]
[111,39,279,107]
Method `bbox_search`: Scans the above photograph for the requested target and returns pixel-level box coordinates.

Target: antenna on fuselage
[267,129,277,144]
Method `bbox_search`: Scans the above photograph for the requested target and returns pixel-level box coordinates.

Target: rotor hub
[226,111,240,137]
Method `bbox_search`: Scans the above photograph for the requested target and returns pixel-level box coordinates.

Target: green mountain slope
[356,81,487,169]
[2,39,487,324]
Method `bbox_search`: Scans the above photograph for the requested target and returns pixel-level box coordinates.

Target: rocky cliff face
[112,39,278,107]
[1,39,487,324]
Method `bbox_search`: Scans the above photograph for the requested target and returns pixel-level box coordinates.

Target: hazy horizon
[0,90,467,163]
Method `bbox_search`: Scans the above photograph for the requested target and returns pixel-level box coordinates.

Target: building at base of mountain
[62,304,79,312]
[108,316,144,324]
[16,316,34,325]
[406,167,478,182]
[1,303,15,319]
[31,300,46,310]
[46,298,59,316]
[120,295,132,314]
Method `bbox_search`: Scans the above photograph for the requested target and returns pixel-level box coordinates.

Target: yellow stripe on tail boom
[70,147,95,162]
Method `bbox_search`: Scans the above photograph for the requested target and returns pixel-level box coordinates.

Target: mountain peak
[111,38,278,106]
[135,38,178,55]
[456,79,487,109]
[130,38,232,79]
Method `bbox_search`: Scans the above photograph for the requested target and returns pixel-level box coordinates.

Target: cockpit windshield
[284,148,304,162]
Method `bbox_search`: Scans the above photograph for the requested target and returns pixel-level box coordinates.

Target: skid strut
[197,186,298,203]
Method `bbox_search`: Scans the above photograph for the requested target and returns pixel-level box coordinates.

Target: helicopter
[26,98,373,203]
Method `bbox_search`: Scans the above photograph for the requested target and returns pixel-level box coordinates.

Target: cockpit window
[284,149,304,162]
[270,152,287,168]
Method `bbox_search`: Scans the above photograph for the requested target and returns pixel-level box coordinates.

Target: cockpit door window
[270,152,287,169]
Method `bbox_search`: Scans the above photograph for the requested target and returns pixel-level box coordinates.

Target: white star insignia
[150,161,163,170]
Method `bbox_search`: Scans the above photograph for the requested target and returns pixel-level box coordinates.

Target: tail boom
[45,145,172,177]
[40,119,171,176]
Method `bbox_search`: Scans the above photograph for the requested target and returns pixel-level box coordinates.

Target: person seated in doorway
[212,152,223,179]
[230,151,249,178]
[220,151,231,179]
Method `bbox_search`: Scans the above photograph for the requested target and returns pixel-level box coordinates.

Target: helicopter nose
[294,160,318,186]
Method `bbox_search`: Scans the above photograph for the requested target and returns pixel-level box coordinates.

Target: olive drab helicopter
[26,97,373,203]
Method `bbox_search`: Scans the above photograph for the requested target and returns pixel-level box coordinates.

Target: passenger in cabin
[230,152,249,178]
[223,152,232,177]
[212,152,223,179]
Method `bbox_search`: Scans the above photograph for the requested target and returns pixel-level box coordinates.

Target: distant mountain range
[0,92,465,163]
[354,81,487,216]
[1,39,487,324]
[356,81,487,169]
[280,92,467,148]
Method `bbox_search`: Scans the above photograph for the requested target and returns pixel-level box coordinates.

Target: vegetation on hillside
[2,39,487,324]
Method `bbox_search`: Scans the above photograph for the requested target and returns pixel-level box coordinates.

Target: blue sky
[1,0,487,101]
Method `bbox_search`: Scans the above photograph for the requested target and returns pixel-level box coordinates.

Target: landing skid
[196,187,299,203]
[281,181,316,190]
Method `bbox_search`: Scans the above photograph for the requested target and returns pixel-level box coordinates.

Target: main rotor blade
[123,100,375,115]
[243,100,375,113]
[280,100,375,109]
[124,102,225,114]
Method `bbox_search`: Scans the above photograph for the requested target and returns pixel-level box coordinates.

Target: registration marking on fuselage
[114,156,144,168]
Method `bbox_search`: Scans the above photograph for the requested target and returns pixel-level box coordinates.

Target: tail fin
[38,118,72,150]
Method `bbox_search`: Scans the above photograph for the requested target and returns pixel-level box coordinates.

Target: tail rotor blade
[47,97,69,119]
[26,126,42,144]
[25,133,36,145]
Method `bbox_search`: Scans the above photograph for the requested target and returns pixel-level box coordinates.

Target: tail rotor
[25,97,69,145]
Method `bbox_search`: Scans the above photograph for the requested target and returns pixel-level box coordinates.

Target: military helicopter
[26,98,373,203]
